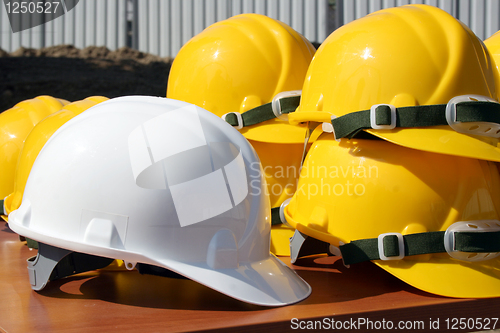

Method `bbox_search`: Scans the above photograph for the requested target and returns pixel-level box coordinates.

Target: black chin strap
[288,225,500,265]
[331,100,500,139]
[340,229,500,266]
[223,96,300,128]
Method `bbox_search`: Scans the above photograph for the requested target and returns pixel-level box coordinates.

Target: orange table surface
[1,223,499,333]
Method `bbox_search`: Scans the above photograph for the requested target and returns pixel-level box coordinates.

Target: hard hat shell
[284,134,500,298]
[289,4,500,162]
[167,13,315,144]
[8,96,311,306]
[3,96,108,217]
[0,96,68,200]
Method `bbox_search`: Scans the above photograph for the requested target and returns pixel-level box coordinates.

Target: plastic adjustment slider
[279,198,292,228]
[445,95,500,138]
[370,104,396,130]
[124,261,137,270]
[272,90,301,121]
[322,115,341,139]
[221,112,244,130]
[444,220,500,262]
[322,121,334,133]
[378,233,405,260]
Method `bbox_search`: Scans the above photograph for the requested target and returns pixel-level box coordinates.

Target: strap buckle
[444,220,500,262]
[445,95,500,138]
[221,112,243,130]
[272,90,301,121]
[370,104,396,130]
[378,233,404,260]
[279,198,292,228]
[321,115,341,142]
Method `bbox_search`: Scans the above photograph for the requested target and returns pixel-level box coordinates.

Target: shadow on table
[291,254,445,303]
[32,253,442,311]
[1,222,15,233]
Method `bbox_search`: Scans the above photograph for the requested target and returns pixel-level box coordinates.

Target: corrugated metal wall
[1,0,500,56]
[133,0,329,57]
[0,0,129,52]
[339,0,500,41]
[0,0,328,55]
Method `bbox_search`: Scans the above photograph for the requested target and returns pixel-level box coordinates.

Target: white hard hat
[9,96,311,306]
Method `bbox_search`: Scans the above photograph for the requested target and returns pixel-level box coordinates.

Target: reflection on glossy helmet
[8,96,311,306]
[290,4,500,162]
[3,96,108,217]
[0,96,68,204]
[284,133,500,298]
[167,13,316,255]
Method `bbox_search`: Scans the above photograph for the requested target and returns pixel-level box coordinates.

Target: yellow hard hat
[167,14,316,255]
[284,134,500,298]
[0,96,68,204]
[167,13,315,144]
[3,96,108,217]
[289,4,500,162]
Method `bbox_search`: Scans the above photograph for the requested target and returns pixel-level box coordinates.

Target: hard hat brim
[374,257,500,298]
[367,126,500,162]
[150,255,312,306]
[241,119,308,143]
[8,209,311,307]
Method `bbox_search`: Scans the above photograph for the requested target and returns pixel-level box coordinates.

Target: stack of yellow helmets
[282,4,500,298]
[3,96,109,220]
[0,97,107,239]
[167,13,316,255]
[0,96,69,220]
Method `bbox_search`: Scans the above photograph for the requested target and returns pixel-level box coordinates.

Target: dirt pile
[0,45,174,111]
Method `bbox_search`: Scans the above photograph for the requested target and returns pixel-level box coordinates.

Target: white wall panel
[64,4,75,45]
[304,0,317,43]
[96,0,106,46]
[148,0,159,55]
[205,0,217,27]
[85,0,96,46]
[266,0,279,20]
[279,0,291,26]
[194,1,205,36]
[255,0,266,15]
[217,0,230,20]
[470,0,485,40]
[170,0,182,57]
[106,0,117,49]
[485,0,499,39]
[74,0,85,48]
[54,9,64,45]
[291,0,304,35]
[137,0,148,52]
[182,0,194,46]
[317,0,328,42]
